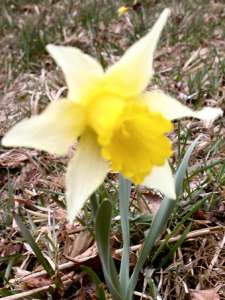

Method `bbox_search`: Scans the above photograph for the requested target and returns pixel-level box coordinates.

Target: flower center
[87,92,126,143]
[99,101,173,184]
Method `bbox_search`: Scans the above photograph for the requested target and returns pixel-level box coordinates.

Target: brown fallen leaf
[220,187,225,200]
[23,276,52,289]
[64,230,93,258]
[189,288,220,300]
[64,243,98,263]
[77,279,98,300]
[14,196,35,209]
[0,149,37,168]
[14,163,40,190]
[141,191,161,217]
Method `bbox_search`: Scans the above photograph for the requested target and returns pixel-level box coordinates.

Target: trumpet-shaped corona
[99,102,172,184]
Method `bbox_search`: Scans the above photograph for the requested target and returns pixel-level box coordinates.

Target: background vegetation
[0,0,224,299]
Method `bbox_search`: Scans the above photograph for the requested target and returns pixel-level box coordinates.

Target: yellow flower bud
[118,6,129,16]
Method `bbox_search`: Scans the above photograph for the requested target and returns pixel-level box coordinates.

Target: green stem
[118,175,131,294]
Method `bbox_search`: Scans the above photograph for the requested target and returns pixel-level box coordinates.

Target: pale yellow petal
[2,99,85,155]
[47,45,104,101]
[143,91,223,125]
[104,9,170,96]
[66,131,109,223]
[142,161,176,199]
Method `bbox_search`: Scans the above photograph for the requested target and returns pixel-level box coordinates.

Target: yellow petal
[143,91,223,126]
[66,131,109,223]
[118,6,129,16]
[87,93,126,144]
[2,99,85,155]
[104,9,170,96]
[47,45,104,101]
[100,102,173,184]
[142,161,176,199]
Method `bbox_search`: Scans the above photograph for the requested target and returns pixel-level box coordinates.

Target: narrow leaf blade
[127,197,176,298]
[95,200,122,300]
[81,266,106,300]
[14,213,55,277]
[175,135,201,196]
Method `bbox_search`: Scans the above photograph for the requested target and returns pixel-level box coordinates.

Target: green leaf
[0,288,14,297]
[90,193,99,218]
[175,135,201,196]
[95,200,122,300]
[14,213,55,277]
[189,158,224,178]
[159,222,192,267]
[147,277,158,299]
[151,198,205,263]
[81,266,106,300]
[127,197,176,299]
[0,253,21,263]
[118,175,131,293]
[4,256,18,281]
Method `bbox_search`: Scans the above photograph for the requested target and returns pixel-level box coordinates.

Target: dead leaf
[55,208,67,222]
[141,191,161,217]
[189,289,220,300]
[193,209,209,220]
[77,281,97,300]
[14,163,40,190]
[23,276,52,289]
[220,187,225,200]
[0,149,37,168]
[64,243,98,263]
[14,196,35,209]
[64,230,93,258]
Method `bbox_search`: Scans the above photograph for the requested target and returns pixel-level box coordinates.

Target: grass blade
[151,198,205,263]
[175,135,201,196]
[159,222,192,267]
[127,197,176,299]
[81,266,106,300]
[14,213,55,277]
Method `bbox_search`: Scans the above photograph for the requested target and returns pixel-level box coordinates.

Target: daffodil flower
[118,6,129,16]
[2,9,222,222]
